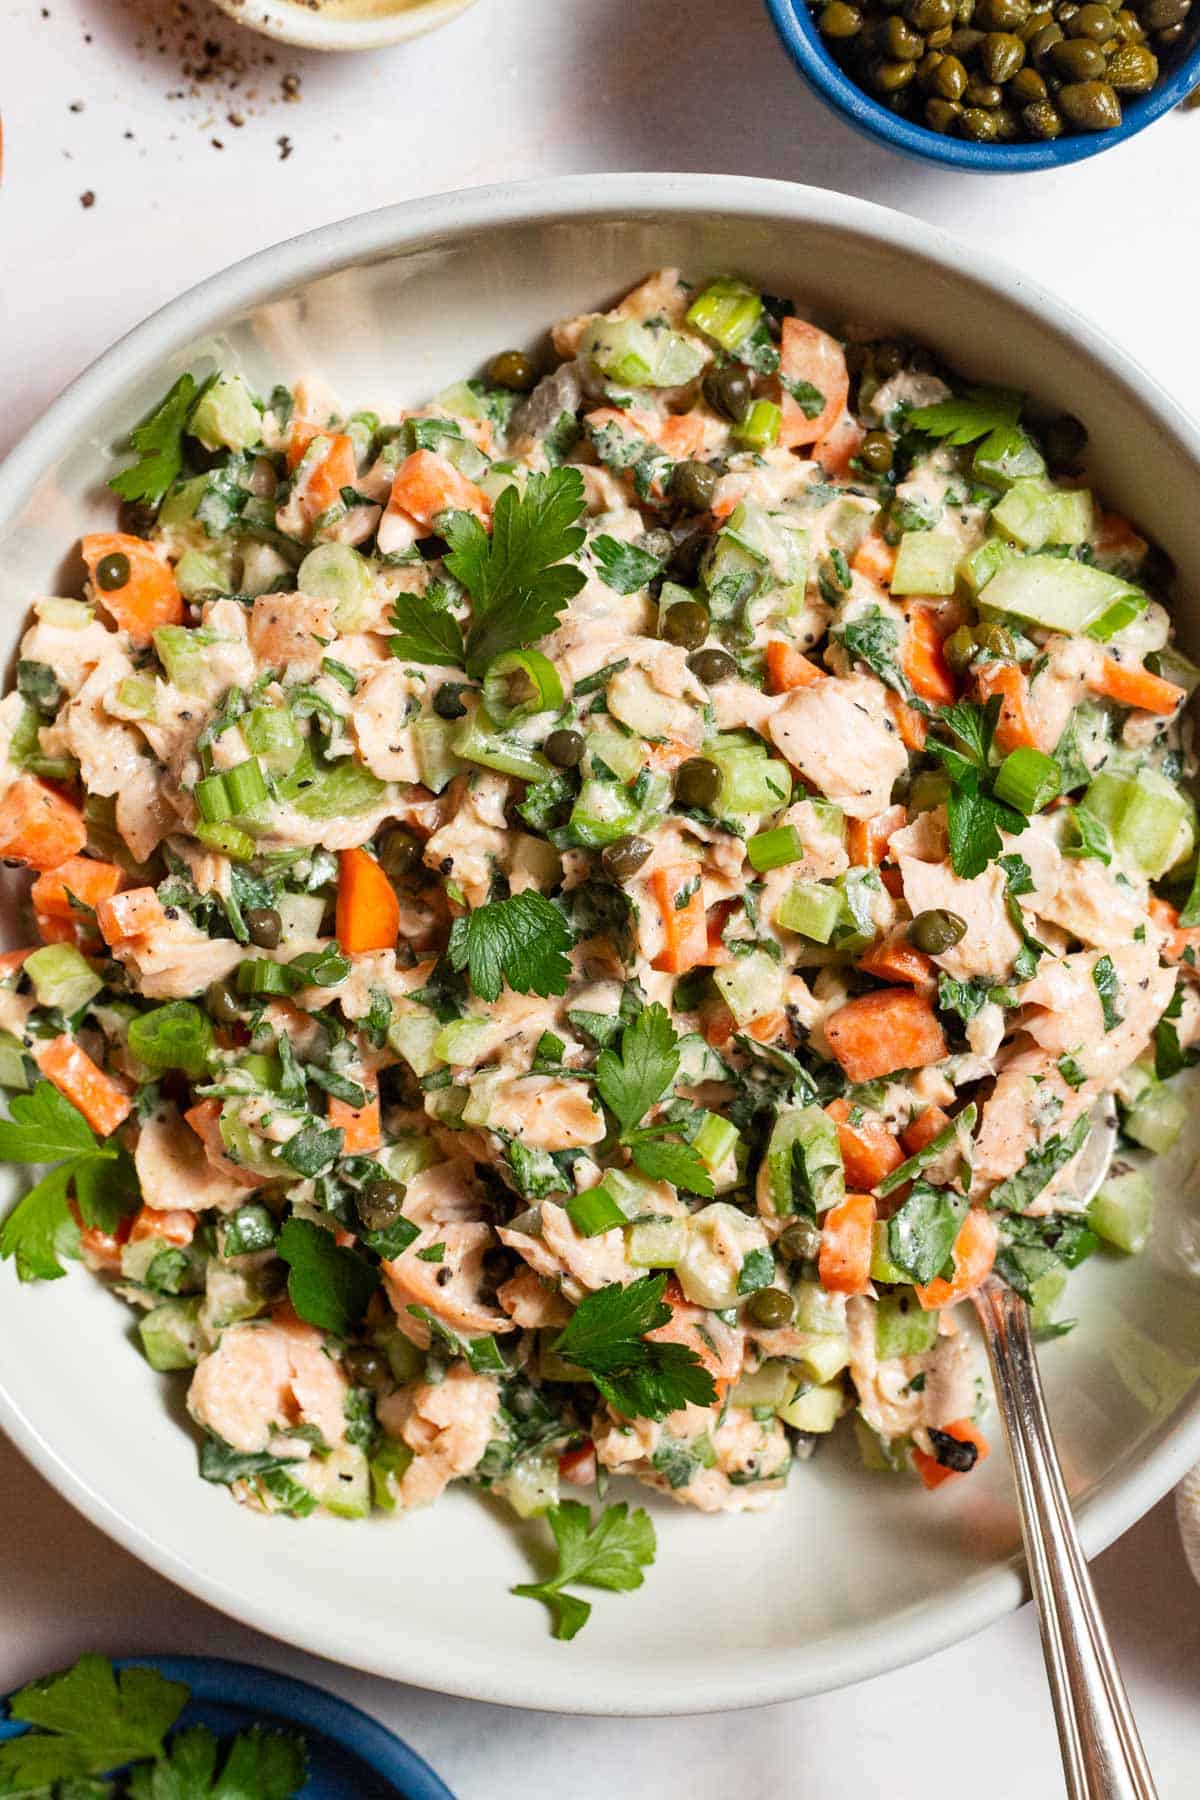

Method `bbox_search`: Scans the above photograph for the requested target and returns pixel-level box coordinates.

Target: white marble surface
[2,0,1200,1792]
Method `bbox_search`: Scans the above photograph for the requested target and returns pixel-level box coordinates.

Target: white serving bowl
[212,0,479,53]
[2,175,1200,1715]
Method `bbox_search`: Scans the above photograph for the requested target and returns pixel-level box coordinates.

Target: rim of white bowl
[1,173,1200,1715]
[211,0,479,53]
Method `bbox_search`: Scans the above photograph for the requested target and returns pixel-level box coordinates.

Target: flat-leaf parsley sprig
[550,1271,717,1422]
[0,1081,138,1283]
[513,1499,657,1641]
[594,1003,714,1196]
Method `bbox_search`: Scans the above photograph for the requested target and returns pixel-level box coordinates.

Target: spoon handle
[973,1279,1158,1800]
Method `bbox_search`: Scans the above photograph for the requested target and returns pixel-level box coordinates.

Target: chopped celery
[958,536,1013,598]
[303,1443,370,1520]
[730,1360,796,1410]
[607,668,689,741]
[153,626,228,694]
[139,1297,206,1372]
[1089,1166,1154,1254]
[747,824,804,874]
[0,1029,31,1091]
[874,1293,939,1360]
[794,1335,852,1386]
[412,717,472,794]
[297,543,375,630]
[869,1220,909,1285]
[195,822,256,862]
[733,400,781,451]
[990,478,1093,552]
[566,778,641,848]
[1028,1262,1068,1334]
[290,761,389,821]
[453,708,549,784]
[496,1447,560,1520]
[626,1217,688,1268]
[369,1437,414,1512]
[174,549,229,600]
[1080,768,1192,879]
[713,949,783,1026]
[34,596,94,630]
[580,318,705,389]
[774,879,841,943]
[275,893,326,943]
[793,1281,849,1335]
[693,1112,739,1173]
[685,279,763,350]
[777,1382,844,1433]
[764,1107,845,1216]
[243,706,303,775]
[584,721,645,785]
[482,648,563,726]
[114,675,158,721]
[993,746,1061,814]
[1123,1083,1185,1155]
[980,555,1143,637]
[190,375,262,452]
[890,531,959,597]
[24,945,103,1014]
[678,1202,765,1308]
[223,757,268,815]
[971,425,1045,489]
[432,1016,493,1067]
[387,1010,443,1079]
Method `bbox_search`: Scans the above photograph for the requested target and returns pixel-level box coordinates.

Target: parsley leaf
[1153,984,1196,1081]
[388,587,466,668]
[594,1003,679,1135]
[109,374,209,509]
[126,1722,306,1800]
[945,768,1026,880]
[276,1217,378,1337]
[887,1181,967,1284]
[626,1130,714,1196]
[512,1498,656,1640]
[1093,953,1123,1032]
[907,386,1023,448]
[448,892,575,1003]
[0,1654,189,1789]
[550,1273,716,1421]
[0,1081,99,1162]
[781,374,826,419]
[591,535,665,596]
[1062,805,1113,864]
[443,467,587,677]
[0,1083,134,1282]
[832,606,919,706]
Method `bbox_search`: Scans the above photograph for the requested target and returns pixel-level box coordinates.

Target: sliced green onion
[128,1001,214,1076]
[223,757,268,815]
[733,400,781,451]
[747,824,804,873]
[195,821,257,862]
[482,649,564,727]
[774,879,842,944]
[694,1112,739,1172]
[243,706,304,774]
[322,656,358,694]
[453,708,551,784]
[194,772,233,824]
[236,959,291,997]
[993,747,1061,815]
[685,279,763,351]
[566,1185,627,1238]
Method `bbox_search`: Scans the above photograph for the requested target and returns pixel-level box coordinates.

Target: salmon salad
[1,268,1197,1629]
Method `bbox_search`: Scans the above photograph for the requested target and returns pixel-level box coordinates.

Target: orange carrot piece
[96,886,167,947]
[388,448,492,531]
[184,1097,261,1187]
[33,1035,131,1137]
[286,420,358,516]
[912,1419,992,1490]
[744,1009,788,1046]
[915,1207,998,1310]
[1087,656,1185,717]
[824,987,947,1085]
[30,854,124,921]
[329,1073,381,1155]
[857,929,936,989]
[765,639,824,695]
[814,414,865,479]
[887,689,928,752]
[825,1098,904,1192]
[1093,511,1147,564]
[129,1205,196,1247]
[0,777,87,872]
[650,861,708,974]
[900,1103,952,1157]
[76,1211,132,1273]
[819,1192,876,1295]
[81,533,183,646]
[656,412,708,462]
[778,317,848,450]
[35,912,100,950]
[975,662,1037,753]
[1148,896,1200,970]
[902,606,957,707]
[847,803,907,869]
[336,847,400,955]
[851,533,897,588]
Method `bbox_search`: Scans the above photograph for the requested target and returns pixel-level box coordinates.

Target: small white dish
[212,0,479,53]
[1,175,1199,1715]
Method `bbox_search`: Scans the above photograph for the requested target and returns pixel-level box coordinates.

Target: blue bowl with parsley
[0,1655,455,1798]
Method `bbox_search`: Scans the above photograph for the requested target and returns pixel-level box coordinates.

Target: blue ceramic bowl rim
[0,1655,454,1800]
[764,0,1200,171]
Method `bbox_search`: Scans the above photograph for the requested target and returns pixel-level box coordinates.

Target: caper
[95,552,130,591]
[859,429,895,473]
[872,55,920,86]
[976,0,1030,25]
[779,1219,822,1262]
[487,349,537,392]
[934,49,969,92]
[667,530,707,586]
[1011,62,1050,95]
[993,102,1022,135]
[965,73,1005,100]
[1105,41,1158,85]
[873,341,908,376]
[1049,35,1108,74]
[207,978,242,1026]
[886,13,927,52]
[1020,4,1054,31]
[747,1286,796,1328]
[660,599,710,649]
[1056,2,1081,24]
[1029,19,1066,56]
[1042,412,1088,474]
[357,1178,407,1231]
[821,0,866,29]
[674,757,722,810]
[982,28,1027,74]
[1111,7,1145,38]
[670,460,718,512]
[948,24,986,51]
[925,95,964,125]
[703,363,753,421]
[545,727,585,769]
[910,908,969,953]
[943,625,977,673]
[376,826,422,879]
[688,646,737,685]
[927,21,955,40]
[906,0,956,25]
[1058,76,1122,123]
[433,682,469,720]
[1069,0,1118,29]
[1141,0,1188,26]
[974,621,1018,656]
[601,835,654,881]
[245,906,282,950]
[918,48,946,84]
[1156,19,1187,40]
[343,1345,391,1390]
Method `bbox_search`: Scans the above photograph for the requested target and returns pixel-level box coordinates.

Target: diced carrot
[975,662,1037,753]
[814,414,865,479]
[1093,512,1147,564]
[650,861,708,974]
[33,1035,131,1138]
[329,1074,381,1155]
[824,987,947,1085]
[900,1103,951,1157]
[1086,656,1185,717]
[30,854,124,921]
[825,1097,904,1191]
[902,606,957,707]
[336,847,400,955]
[912,1419,991,1490]
[778,317,849,450]
[1148,895,1200,969]
[851,533,897,588]
[857,929,935,989]
[847,803,907,869]
[0,777,87,872]
[915,1206,997,1310]
[765,639,824,695]
[129,1204,196,1247]
[744,1009,788,1045]
[81,533,183,646]
[76,1209,133,1274]
[96,886,167,947]
[887,689,928,752]
[0,948,33,977]
[388,448,491,532]
[286,420,359,517]
[35,912,98,950]
[656,412,708,462]
[184,1097,260,1187]
[818,1192,876,1295]
[558,1440,598,1487]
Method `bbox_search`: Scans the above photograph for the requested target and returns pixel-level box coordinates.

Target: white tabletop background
[2,0,1200,1792]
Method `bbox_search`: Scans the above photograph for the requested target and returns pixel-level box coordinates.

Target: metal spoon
[972,1100,1158,1798]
